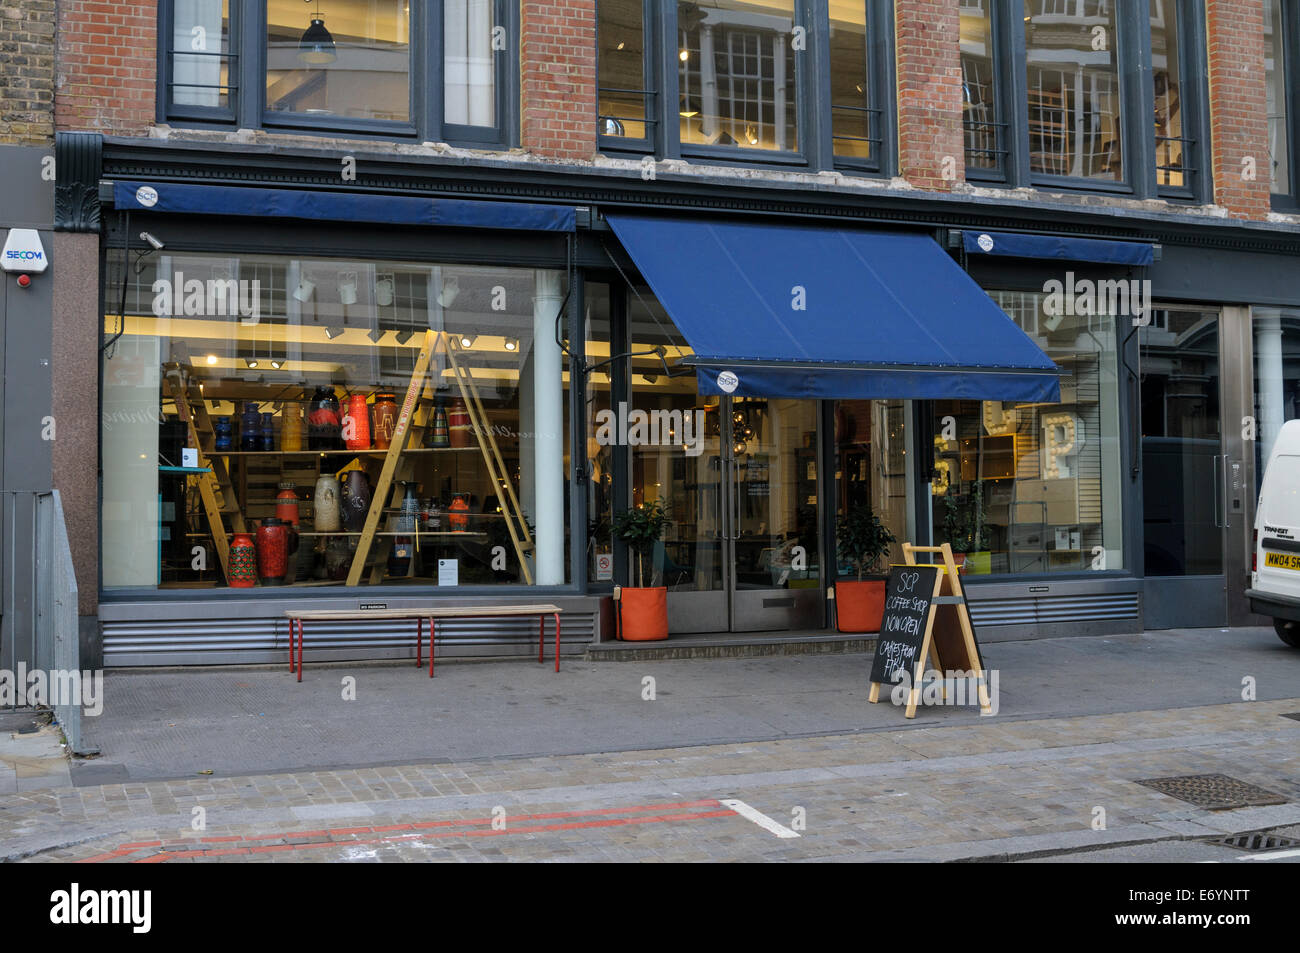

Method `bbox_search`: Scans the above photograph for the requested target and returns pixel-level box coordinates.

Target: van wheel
[1274,620,1300,648]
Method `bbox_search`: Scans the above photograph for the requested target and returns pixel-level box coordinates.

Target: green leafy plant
[612,498,669,587]
[943,481,990,554]
[835,505,897,580]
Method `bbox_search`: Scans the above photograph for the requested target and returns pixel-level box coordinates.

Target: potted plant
[611,498,670,640]
[834,505,897,632]
[943,482,991,574]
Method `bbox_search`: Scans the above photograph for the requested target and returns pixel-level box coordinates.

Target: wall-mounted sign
[438,559,459,586]
[717,370,739,394]
[595,551,613,581]
[1,228,48,273]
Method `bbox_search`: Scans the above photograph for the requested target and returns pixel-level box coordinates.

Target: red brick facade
[519,0,597,161]
[1205,0,1273,219]
[55,0,155,135]
[893,0,965,192]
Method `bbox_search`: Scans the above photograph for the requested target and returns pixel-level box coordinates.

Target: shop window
[929,290,1124,575]
[101,250,568,592]
[963,1,1207,198]
[1267,0,1296,204]
[1253,308,1300,489]
[161,0,514,147]
[833,400,909,577]
[596,1,894,174]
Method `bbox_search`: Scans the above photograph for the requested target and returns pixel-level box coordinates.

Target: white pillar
[1256,312,1286,465]
[773,32,787,151]
[532,270,565,585]
[700,23,718,139]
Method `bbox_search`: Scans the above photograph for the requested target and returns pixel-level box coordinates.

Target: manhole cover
[1134,774,1287,810]
[1281,713,1300,722]
[1217,831,1300,852]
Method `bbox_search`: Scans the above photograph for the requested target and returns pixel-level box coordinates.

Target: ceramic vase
[313,474,342,532]
[260,412,276,451]
[448,397,471,448]
[240,402,261,451]
[256,517,294,586]
[449,492,470,533]
[427,397,450,448]
[372,393,398,449]
[214,416,234,452]
[344,394,371,450]
[341,470,372,533]
[275,482,300,527]
[280,404,303,452]
[227,533,257,588]
[308,386,342,450]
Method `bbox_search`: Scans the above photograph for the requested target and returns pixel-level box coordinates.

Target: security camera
[140,232,165,251]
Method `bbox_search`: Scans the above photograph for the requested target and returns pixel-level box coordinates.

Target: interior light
[298,0,337,65]
[437,275,461,309]
[617,41,625,51]
[503,336,520,352]
[459,333,476,349]
[324,325,345,340]
[679,49,689,62]
[367,327,384,343]
[245,357,259,369]
[206,354,219,365]
[270,359,284,370]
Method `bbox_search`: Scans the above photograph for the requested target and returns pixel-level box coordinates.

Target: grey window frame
[597,1,896,177]
[971,0,1209,202]
[158,0,518,149]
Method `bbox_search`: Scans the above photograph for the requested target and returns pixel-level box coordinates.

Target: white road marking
[720,798,800,839]
[1240,848,1300,861]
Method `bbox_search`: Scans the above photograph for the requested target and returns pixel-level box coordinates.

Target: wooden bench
[284,605,563,682]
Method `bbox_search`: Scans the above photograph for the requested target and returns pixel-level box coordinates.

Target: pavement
[2,625,1299,862]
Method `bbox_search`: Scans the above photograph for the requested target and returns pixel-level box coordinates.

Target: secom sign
[1,228,49,273]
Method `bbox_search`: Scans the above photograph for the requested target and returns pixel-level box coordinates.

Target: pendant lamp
[298,1,336,65]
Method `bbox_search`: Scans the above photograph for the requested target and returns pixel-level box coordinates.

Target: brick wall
[1,0,56,144]
[1206,0,1272,219]
[894,0,964,191]
[520,0,597,161]
[55,0,155,135]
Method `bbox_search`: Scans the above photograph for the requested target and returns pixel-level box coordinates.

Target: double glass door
[634,396,823,633]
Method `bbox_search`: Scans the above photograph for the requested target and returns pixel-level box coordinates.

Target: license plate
[1264,551,1300,571]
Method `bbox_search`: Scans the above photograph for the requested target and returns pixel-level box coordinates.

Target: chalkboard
[869,564,940,686]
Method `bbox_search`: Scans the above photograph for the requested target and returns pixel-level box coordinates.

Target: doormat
[1216,831,1300,852]
[1135,773,1287,811]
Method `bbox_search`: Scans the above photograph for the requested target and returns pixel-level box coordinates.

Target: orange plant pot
[835,579,887,633]
[617,587,669,641]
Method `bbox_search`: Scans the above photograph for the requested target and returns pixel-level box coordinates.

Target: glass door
[1140,308,1227,627]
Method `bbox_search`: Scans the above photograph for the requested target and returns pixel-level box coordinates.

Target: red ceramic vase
[344,394,372,450]
[372,394,398,449]
[228,533,257,588]
[448,493,470,532]
[256,518,295,586]
[275,482,300,527]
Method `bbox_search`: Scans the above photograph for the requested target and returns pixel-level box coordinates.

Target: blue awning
[961,230,1155,266]
[606,214,1061,402]
[113,181,576,232]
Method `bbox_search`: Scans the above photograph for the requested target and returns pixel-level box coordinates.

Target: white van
[1248,418,1300,647]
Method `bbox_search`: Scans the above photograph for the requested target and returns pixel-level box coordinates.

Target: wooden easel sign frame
[868,542,993,719]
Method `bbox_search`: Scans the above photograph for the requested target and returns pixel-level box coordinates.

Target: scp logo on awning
[1,229,48,273]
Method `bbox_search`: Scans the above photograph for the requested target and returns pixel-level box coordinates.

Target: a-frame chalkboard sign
[868,542,992,719]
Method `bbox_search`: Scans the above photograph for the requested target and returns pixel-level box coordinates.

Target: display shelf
[207,447,479,457]
[296,531,488,538]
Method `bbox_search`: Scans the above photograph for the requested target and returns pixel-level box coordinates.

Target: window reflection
[1266,0,1291,195]
[961,0,1001,172]
[678,1,798,152]
[265,0,411,123]
[1024,0,1123,181]
[1151,0,1185,189]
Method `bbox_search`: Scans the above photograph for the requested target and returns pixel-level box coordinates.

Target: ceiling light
[298,0,337,66]
[616,41,625,51]
[679,49,689,62]
[367,327,384,343]
[643,372,658,384]
[270,359,284,370]
[394,328,415,345]
[503,336,519,352]
[459,333,476,349]
[437,275,461,309]
[245,357,259,368]
[206,354,219,365]
[324,325,345,340]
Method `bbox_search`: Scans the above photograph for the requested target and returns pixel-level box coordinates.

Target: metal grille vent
[1135,774,1288,811]
[1217,831,1300,852]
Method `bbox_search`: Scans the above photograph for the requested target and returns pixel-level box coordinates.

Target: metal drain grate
[1134,774,1288,810]
[1281,713,1300,722]
[1217,831,1300,852]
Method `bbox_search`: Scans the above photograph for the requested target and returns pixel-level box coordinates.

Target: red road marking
[73,799,736,863]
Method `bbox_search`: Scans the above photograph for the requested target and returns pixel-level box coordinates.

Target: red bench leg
[538,615,544,663]
[554,612,561,673]
[288,619,296,674]
[297,620,304,682]
[416,617,423,668]
[429,618,435,678]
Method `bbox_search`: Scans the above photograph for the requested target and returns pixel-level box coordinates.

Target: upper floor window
[597,1,894,174]
[1267,0,1295,204]
[961,0,1206,200]
[162,0,515,147]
